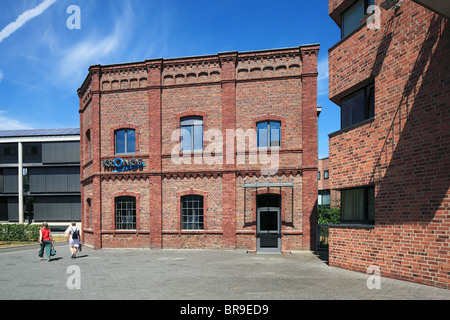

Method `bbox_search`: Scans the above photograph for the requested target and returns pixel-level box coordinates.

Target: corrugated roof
[0,128,80,138]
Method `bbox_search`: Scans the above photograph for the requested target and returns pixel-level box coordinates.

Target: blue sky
[0,0,341,159]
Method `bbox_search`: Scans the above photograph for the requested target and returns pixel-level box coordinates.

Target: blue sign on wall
[103,158,146,172]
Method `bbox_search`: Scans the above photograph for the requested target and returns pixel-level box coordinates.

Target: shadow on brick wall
[373,15,449,225]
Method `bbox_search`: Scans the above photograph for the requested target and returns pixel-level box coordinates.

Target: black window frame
[341,83,375,130]
[341,186,375,225]
[115,196,136,230]
[324,170,329,180]
[181,195,204,231]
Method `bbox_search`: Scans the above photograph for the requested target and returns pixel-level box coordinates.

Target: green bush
[318,206,341,224]
[0,224,40,242]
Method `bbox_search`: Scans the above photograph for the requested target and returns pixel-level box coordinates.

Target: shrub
[318,206,341,224]
[0,224,41,242]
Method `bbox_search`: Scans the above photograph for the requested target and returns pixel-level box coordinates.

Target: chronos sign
[103,158,146,173]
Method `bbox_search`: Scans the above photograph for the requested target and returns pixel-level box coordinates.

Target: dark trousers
[39,241,52,259]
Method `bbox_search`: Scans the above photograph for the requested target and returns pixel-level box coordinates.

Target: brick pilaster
[219,52,238,249]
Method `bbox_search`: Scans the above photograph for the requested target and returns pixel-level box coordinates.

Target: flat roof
[0,128,80,138]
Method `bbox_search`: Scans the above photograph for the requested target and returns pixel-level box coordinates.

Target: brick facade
[78,45,320,252]
[328,0,449,288]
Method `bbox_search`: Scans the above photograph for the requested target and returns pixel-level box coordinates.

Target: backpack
[71,228,79,239]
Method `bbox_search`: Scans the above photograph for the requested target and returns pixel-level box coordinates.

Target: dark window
[341,186,375,224]
[181,195,204,230]
[257,121,281,148]
[341,84,374,129]
[87,198,92,229]
[180,116,203,151]
[86,130,91,160]
[115,129,135,154]
[318,171,321,180]
[324,170,329,179]
[115,196,136,230]
[341,0,375,38]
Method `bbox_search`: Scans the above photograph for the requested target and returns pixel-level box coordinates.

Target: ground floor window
[341,186,374,224]
[318,189,331,206]
[115,196,136,230]
[181,195,204,230]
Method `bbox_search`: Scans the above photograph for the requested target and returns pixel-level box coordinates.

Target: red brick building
[328,0,449,288]
[78,45,320,253]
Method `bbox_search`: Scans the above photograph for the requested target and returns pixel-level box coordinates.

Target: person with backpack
[66,222,81,259]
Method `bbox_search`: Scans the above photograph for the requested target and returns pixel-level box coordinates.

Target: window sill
[329,117,375,138]
[328,223,375,229]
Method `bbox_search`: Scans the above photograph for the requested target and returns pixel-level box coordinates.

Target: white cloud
[0,111,32,130]
[55,2,134,87]
[0,0,58,44]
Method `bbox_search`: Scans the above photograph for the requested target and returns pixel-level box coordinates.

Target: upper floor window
[341,83,374,129]
[180,116,203,152]
[257,121,281,148]
[86,130,91,160]
[115,129,135,154]
[324,170,329,180]
[341,0,374,39]
[181,195,204,230]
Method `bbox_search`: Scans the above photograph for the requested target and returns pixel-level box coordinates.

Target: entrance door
[257,207,281,253]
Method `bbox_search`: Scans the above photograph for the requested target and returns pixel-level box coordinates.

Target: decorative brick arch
[250,188,288,226]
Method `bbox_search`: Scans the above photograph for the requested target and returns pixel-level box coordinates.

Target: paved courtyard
[0,243,449,301]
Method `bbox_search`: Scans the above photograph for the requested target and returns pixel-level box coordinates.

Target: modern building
[0,129,81,227]
[328,0,449,288]
[78,45,320,252]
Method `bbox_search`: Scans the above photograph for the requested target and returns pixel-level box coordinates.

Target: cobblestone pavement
[0,243,449,301]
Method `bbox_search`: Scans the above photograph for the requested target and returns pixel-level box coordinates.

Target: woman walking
[67,222,81,259]
[38,222,53,262]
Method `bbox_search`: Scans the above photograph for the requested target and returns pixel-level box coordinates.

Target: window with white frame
[180,116,203,152]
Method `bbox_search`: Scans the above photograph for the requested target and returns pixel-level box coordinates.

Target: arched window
[86,130,91,161]
[115,196,136,230]
[180,116,203,151]
[257,121,281,148]
[181,195,204,230]
[86,198,92,228]
[115,129,135,154]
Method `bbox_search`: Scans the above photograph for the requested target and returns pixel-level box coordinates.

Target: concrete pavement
[0,243,448,301]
